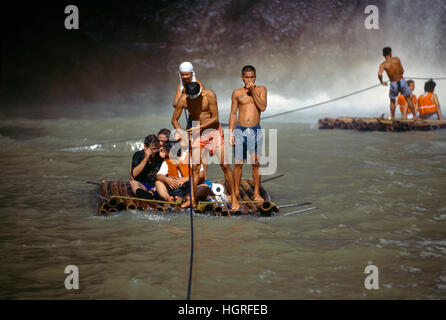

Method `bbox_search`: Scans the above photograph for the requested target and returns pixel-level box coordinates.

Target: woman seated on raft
[156,140,210,208]
[418,79,442,120]
[397,79,417,119]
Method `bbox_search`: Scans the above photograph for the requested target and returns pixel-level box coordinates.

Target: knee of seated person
[129,180,138,186]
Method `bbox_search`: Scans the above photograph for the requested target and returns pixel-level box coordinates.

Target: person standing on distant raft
[173,61,205,111]
[172,82,240,211]
[397,80,417,119]
[378,47,418,120]
[229,65,267,202]
[418,79,442,120]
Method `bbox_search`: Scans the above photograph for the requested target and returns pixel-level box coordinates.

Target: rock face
[2,0,446,117]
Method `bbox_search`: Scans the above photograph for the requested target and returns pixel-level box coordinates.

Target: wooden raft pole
[319,117,446,132]
[95,179,279,216]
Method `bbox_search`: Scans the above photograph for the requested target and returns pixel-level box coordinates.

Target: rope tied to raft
[186,129,194,300]
[108,195,182,206]
[197,200,269,205]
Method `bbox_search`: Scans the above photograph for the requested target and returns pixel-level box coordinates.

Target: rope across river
[58,76,446,150]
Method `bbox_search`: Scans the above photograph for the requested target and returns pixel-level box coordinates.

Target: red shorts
[191,125,224,156]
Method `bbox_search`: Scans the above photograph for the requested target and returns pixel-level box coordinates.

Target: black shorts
[168,182,190,198]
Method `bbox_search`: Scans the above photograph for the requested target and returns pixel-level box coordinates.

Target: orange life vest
[418,92,437,115]
[397,94,416,114]
[165,159,189,178]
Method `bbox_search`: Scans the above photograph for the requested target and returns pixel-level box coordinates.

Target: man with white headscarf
[173,61,205,110]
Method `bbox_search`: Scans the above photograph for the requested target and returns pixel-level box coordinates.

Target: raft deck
[96,179,279,217]
[318,117,446,132]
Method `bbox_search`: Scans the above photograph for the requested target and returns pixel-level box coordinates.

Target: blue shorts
[234,124,263,161]
[390,79,411,101]
[140,182,158,197]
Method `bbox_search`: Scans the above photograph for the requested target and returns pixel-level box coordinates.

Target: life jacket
[418,92,437,115]
[165,159,189,178]
[397,94,416,114]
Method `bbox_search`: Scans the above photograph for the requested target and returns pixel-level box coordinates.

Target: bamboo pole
[109,181,125,209]
[119,181,137,210]
[240,179,268,214]
[247,179,278,215]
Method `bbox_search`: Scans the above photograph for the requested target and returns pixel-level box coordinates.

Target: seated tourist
[418,79,442,120]
[156,141,209,206]
[397,79,417,119]
[157,128,171,146]
[129,135,163,199]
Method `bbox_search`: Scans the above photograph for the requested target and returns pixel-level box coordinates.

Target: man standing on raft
[172,82,240,211]
[378,47,418,120]
[173,61,205,110]
[229,65,267,202]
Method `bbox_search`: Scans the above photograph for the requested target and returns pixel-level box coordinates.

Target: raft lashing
[318,117,446,132]
[97,179,279,217]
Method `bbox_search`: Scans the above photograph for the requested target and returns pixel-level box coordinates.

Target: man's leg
[402,105,408,120]
[214,143,240,210]
[405,95,417,119]
[390,99,396,120]
[181,164,200,208]
[155,180,173,201]
[182,143,202,208]
[130,180,147,195]
[251,154,263,201]
[233,162,244,201]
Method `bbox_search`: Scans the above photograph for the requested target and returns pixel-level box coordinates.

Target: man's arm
[229,90,238,145]
[129,165,134,180]
[197,91,219,130]
[156,162,180,189]
[434,94,442,119]
[132,152,150,178]
[157,173,179,189]
[378,63,387,86]
[172,101,185,130]
[250,86,267,112]
[173,82,183,108]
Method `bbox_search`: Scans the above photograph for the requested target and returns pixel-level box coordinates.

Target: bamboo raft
[318,117,446,132]
[96,179,279,217]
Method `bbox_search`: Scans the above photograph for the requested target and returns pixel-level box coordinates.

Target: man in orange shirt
[397,80,417,119]
[418,79,442,120]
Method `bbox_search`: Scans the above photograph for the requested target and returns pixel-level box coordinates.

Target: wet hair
[185,82,201,97]
[158,128,171,137]
[163,141,181,157]
[144,134,159,147]
[424,79,436,93]
[382,47,392,57]
[163,140,174,152]
[242,65,256,75]
[407,80,414,86]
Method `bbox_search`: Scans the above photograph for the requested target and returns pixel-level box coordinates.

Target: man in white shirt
[156,141,208,205]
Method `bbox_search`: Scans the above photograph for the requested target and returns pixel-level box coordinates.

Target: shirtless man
[229,65,267,202]
[172,82,240,210]
[173,61,205,111]
[173,61,209,178]
[378,47,418,120]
